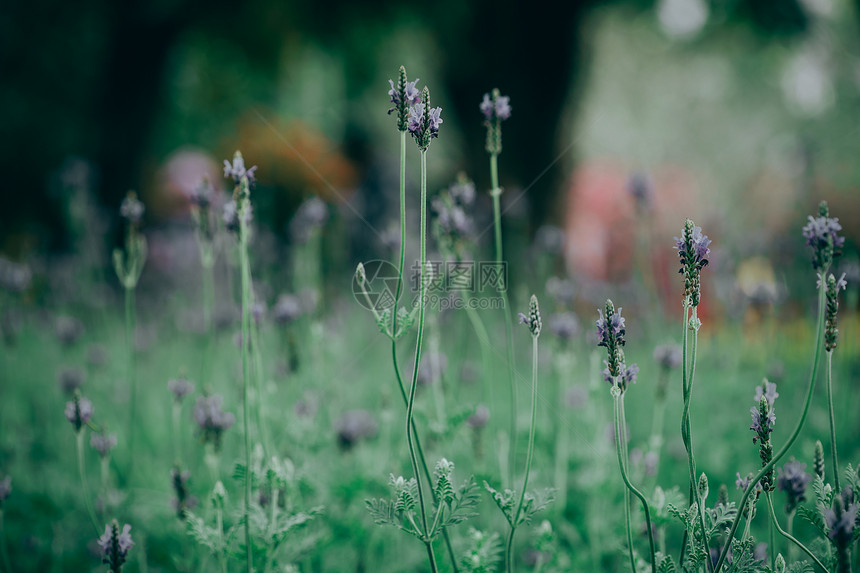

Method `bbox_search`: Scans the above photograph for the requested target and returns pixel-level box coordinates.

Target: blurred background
[2,0,859,277]
[2,0,860,570]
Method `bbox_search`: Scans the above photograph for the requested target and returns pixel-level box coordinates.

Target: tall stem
[826,350,841,492]
[76,432,100,533]
[613,393,657,573]
[681,306,712,571]
[239,220,253,573]
[505,335,539,573]
[765,493,827,572]
[490,152,517,487]
[125,285,137,475]
[406,150,434,568]
[714,276,828,572]
[0,509,11,573]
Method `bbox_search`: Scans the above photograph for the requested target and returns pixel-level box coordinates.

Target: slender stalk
[769,509,776,570]
[714,276,828,573]
[391,343,459,572]
[617,394,635,572]
[613,393,657,573]
[0,509,11,573]
[125,285,137,475]
[215,504,227,573]
[172,402,181,462]
[505,335,539,573]
[765,493,827,572]
[490,152,517,487]
[786,510,795,562]
[76,432,100,533]
[826,350,841,492]
[680,306,712,571]
[679,300,691,567]
[239,218,253,573]
[249,309,270,454]
[406,150,435,571]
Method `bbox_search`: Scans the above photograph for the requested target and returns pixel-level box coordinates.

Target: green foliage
[484,481,555,528]
[460,528,504,573]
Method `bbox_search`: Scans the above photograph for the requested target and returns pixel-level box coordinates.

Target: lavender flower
[273,293,303,325]
[653,344,682,370]
[448,178,476,206]
[547,312,580,340]
[480,91,512,121]
[335,409,378,449]
[602,362,639,391]
[168,377,195,402]
[170,466,198,519]
[466,404,490,429]
[825,489,857,571]
[596,304,626,348]
[408,87,442,150]
[193,395,235,450]
[626,172,654,211]
[222,199,253,234]
[777,460,812,513]
[674,219,711,307]
[753,379,779,407]
[57,367,86,394]
[91,433,118,458]
[518,295,542,338]
[802,201,844,271]
[97,520,134,572]
[0,257,31,293]
[223,151,257,185]
[65,392,94,433]
[188,177,215,208]
[119,192,145,225]
[482,88,511,155]
[0,475,10,505]
[55,316,85,347]
[813,440,825,480]
[290,196,328,243]
[750,383,777,491]
[824,272,847,351]
[388,66,422,131]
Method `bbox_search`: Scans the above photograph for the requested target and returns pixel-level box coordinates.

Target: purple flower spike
[427,106,443,134]
[223,151,257,185]
[98,520,134,570]
[777,460,812,512]
[389,78,421,107]
[408,103,425,135]
[754,380,779,407]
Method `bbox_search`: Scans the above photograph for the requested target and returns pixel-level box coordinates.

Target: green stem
[714,275,828,573]
[505,335,540,573]
[826,350,841,492]
[216,505,227,573]
[172,402,181,462]
[619,397,636,573]
[391,343,459,572]
[681,306,712,571]
[406,150,434,567]
[250,312,270,454]
[76,432,100,533]
[125,285,137,476]
[613,393,657,573]
[239,216,253,573]
[490,152,517,488]
[679,301,691,567]
[765,493,827,572]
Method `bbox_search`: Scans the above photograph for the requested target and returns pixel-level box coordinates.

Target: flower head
[170,466,198,519]
[57,367,85,394]
[0,475,11,505]
[517,295,542,338]
[482,89,511,155]
[388,66,422,131]
[408,87,442,150]
[98,520,134,572]
[802,201,844,271]
[335,409,378,450]
[777,460,812,513]
[168,377,195,402]
[825,490,857,545]
[653,344,682,370]
[674,219,711,306]
[223,151,257,185]
[595,300,628,382]
[547,312,580,340]
[119,192,145,225]
[193,395,235,450]
[627,172,654,211]
[290,197,328,244]
[273,293,304,325]
[90,433,118,458]
[753,379,779,408]
[222,199,253,234]
[466,404,490,429]
[824,272,847,352]
[65,392,94,433]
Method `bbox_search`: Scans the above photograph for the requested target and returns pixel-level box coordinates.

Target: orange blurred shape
[230,111,359,203]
